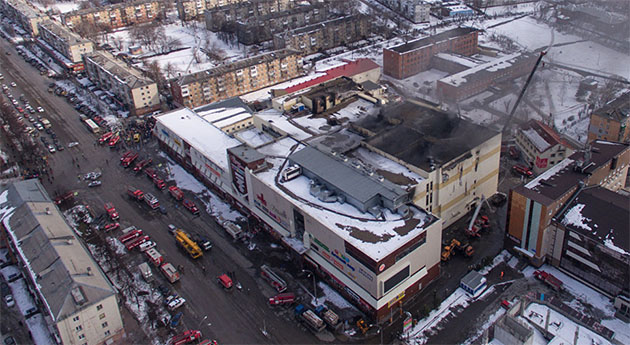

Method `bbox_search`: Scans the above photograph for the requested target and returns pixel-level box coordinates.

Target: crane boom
[502,51,547,132]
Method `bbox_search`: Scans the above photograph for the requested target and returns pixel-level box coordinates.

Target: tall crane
[502,51,547,132]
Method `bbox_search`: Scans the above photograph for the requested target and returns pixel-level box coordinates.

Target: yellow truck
[174,230,203,259]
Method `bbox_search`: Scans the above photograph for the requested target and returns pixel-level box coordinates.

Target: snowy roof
[434,53,479,68]
[84,50,155,89]
[387,27,477,54]
[439,53,534,87]
[0,180,117,322]
[155,108,241,171]
[195,97,253,129]
[519,141,628,204]
[460,270,486,289]
[5,0,43,19]
[254,108,312,141]
[592,91,630,123]
[255,153,436,260]
[518,120,570,153]
[38,19,90,46]
[557,187,629,256]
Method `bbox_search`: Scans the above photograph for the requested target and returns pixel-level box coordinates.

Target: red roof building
[282,58,380,94]
[515,120,576,174]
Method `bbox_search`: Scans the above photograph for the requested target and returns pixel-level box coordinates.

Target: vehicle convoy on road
[174,229,203,259]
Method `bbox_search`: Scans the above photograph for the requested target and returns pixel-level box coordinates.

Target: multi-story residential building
[83,50,160,116]
[383,27,478,79]
[179,0,292,21]
[377,0,430,23]
[0,179,124,345]
[514,120,575,175]
[0,0,47,36]
[436,53,536,101]
[152,97,500,320]
[235,4,328,45]
[273,15,370,55]
[506,140,629,266]
[204,0,290,30]
[587,92,630,143]
[37,20,94,71]
[170,49,302,108]
[546,186,629,297]
[61,0,164,31]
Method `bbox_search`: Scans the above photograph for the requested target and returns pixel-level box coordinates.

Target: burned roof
[555,186,629,255]
[355,101,498,171]
[387,27,477,54]
[516,140,629,205]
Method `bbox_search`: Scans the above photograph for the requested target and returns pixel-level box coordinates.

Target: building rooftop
[0,179,116,322]
[439,52,534,87]
[176,49,300,86]
[387,27,477,54]
[593,91,630,122]
[287,15,360,36]
[461,270,485,289]
[238,3,323,25]
[283,58,379,94]
[155,108,241,172]
[5,0,43,19]
[85,50,154,89]
[556,186,629,256]
[517,140,629,205]
[66,0,158,16]
[519,120,571,153]
[39,19,90,46]
[195,97,253,129]
[355,101,499,172]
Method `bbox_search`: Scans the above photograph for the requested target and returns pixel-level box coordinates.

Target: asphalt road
[0,37,320,344]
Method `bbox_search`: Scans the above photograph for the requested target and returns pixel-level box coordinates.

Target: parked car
[512,164,533,177]
[4,294,14,308]
[88,180,102,188]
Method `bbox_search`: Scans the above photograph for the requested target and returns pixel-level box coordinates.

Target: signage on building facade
[535,156,548,168]
[253,192,289,229]
[388,291,405,308]
[229,153,247,195]
[311,236,371,282]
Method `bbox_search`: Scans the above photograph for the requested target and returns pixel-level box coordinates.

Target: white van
[138,262,153,282]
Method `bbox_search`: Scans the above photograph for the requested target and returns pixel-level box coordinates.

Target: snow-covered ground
[484,15,630,79]
[164,155,242,223]
[32,1,79,14]
[106,23,249,77]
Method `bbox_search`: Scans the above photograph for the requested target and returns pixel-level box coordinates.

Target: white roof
[440,53,522,86]
[155,108,241,171]
[522,128,551,152]
[255,108,312,141]
[197,106,252,129]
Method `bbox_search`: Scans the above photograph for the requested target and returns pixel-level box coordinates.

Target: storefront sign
[388,291,405,308]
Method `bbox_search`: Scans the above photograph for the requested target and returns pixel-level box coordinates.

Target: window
[96,304,103,311]
[102,322,108,328]
[99,313,106,319]
[78,334,85,340]
[72,316,80,322]
[383,265,410,293]
[104,330,111,337]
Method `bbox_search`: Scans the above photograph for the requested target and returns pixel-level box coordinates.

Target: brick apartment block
[204,0,290,32]
[273,15,370,55]
[383,27,478,79]
[170,49,303,108]
[183,0,291,22]
[61,0,164,31]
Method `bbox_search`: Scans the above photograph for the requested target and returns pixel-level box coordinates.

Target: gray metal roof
[1,179,117,322]
[461,270,485,289]
[288,146,407,207]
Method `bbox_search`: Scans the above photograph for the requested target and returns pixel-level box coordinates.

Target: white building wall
[57,294,123,345]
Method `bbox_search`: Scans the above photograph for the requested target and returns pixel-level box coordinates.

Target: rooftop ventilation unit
[368,206,383,219]
[397,205,410,218]
[309,181,323,197]
[318,189,336,203]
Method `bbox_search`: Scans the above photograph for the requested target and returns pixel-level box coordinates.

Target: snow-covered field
[106,23,248,77]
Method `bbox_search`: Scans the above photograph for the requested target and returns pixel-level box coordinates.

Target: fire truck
[169,185,184,201]
[260,265,287,293]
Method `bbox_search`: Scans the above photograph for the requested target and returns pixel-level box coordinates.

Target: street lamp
[302,269,317,305]
[196,315,208,330]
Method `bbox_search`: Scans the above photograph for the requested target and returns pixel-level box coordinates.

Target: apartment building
[204,0,290,30]
[506,140,629,266]
[587,92,630,143]
[83,50,160,116]
[0,179,124,345]
[383,27,478,79]
[37,20,94,71]
[514,120,575,175]
[61,0,164,30]
[170,49,302,108]
[0,0,47,36]
[235,4,328,45]
[273,15,370,55]
[377,0,430,23]
[437,53,536,101]
[546,186,629,298]
[178,0,292,21]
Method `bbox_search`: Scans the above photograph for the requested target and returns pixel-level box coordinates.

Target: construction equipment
[466,197,490,238]
[502,51,547,132]
[174,229,203,259]
[441,239,461,261]
[457,242,475,257]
